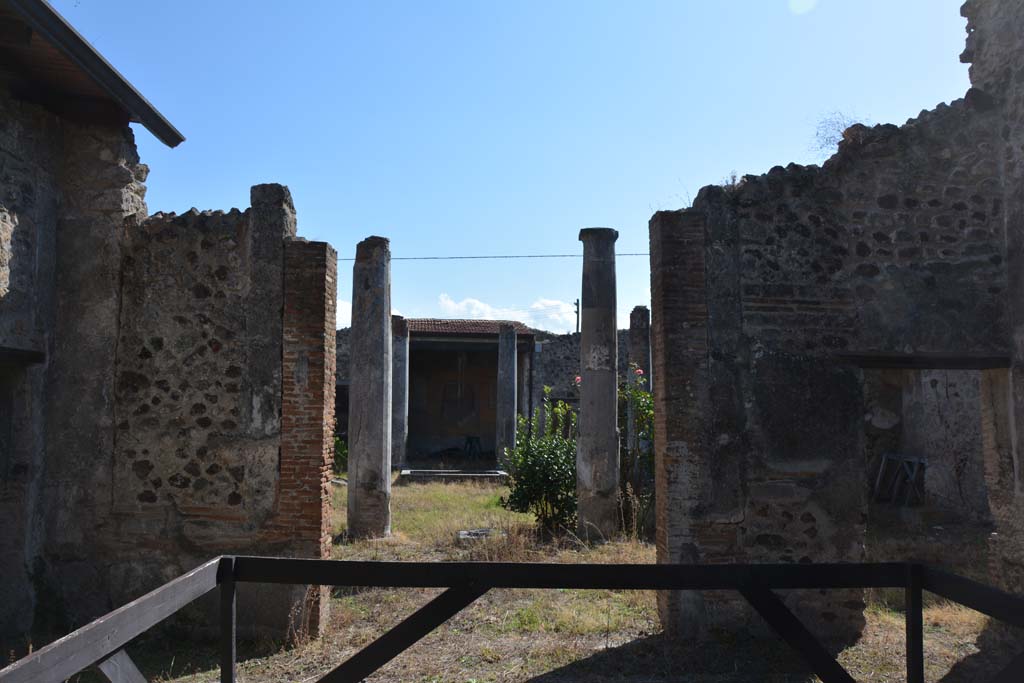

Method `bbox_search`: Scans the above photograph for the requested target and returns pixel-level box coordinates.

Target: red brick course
[277,239,337,633]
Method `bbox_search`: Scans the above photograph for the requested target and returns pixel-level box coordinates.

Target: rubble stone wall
[107,188,334,635]
[0,90,63,641]
[40,118,149,634]
[961,0,1024,596]
[0,95,337,646]
[0,96,152,642]
[529,330,629,419]
[650,0,1020,641]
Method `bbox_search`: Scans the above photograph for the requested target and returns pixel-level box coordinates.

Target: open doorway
[863,366,1008,579]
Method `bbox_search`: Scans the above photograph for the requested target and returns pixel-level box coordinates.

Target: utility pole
[574,298,580,334]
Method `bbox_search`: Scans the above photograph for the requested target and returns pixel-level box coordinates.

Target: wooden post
[219,558,236,683]
[906,564,924,683]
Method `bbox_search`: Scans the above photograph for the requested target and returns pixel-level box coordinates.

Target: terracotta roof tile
[406,318,534,337]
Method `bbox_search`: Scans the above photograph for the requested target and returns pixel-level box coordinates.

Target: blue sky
[53,0,970,332]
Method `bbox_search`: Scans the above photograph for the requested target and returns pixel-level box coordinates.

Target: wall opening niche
[859,357,1012,576]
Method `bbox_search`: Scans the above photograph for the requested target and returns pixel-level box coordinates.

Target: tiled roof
[407,318,534,337]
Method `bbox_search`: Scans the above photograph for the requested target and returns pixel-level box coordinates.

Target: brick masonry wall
[280,238,337,630]
[649,0,1023,641]
[650,210,726,637]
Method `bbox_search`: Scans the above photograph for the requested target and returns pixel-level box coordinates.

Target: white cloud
[438,293,506,319]
[438,293,576,333]
[788,0,817,15]
[530,298,576,328]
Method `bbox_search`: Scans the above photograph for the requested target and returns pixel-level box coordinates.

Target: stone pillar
[531,341,546,436]
[627,305,652,453]
[518,346,532,419]
[347,236,392,538]
[392,315,410,469]
[576,227,620,540]
[496,323,518,462]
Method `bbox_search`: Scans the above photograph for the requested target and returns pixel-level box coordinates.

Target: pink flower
[635,368,644,375]
[574,375,582,385]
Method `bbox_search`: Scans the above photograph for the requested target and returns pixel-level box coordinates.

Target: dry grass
[331,477,541,562]
[105,479,1018,682]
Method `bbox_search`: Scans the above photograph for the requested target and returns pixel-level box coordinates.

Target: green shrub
[333,436,348,475]
[501,388,577,532]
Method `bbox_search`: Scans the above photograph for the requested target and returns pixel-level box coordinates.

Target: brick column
[392,315,410,469]
[282,238,337,634]
[577,227,620,540]
[347,236,392,538]
[496,323,518,463]
[649,210,709,638]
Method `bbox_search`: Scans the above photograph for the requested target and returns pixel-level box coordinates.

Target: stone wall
[901,370,991,519]
[649,0,1021,641]
[961,0,1024,597]
[103,188,334,635]
[0,86,337,645]
[530,330,630,413]
[42,119,150,631]
[113,208,281,539]
[336,327,351,383]
[532,332,581,407]
[0,89,63,641]
[0,83,151,642]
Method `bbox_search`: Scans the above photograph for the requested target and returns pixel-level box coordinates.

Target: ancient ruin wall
[280,238,337,630]
[0,89,62,640]
[0,92,61,351]
[1,81,154,642]
[108,187,334,634]
[39,119,149,632]
[650,1,1013,639]
[961,0,1024,595]
[112,207,284,565]
[530,330,630,410]
[901,370,991,520]
[0,86,337,647]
